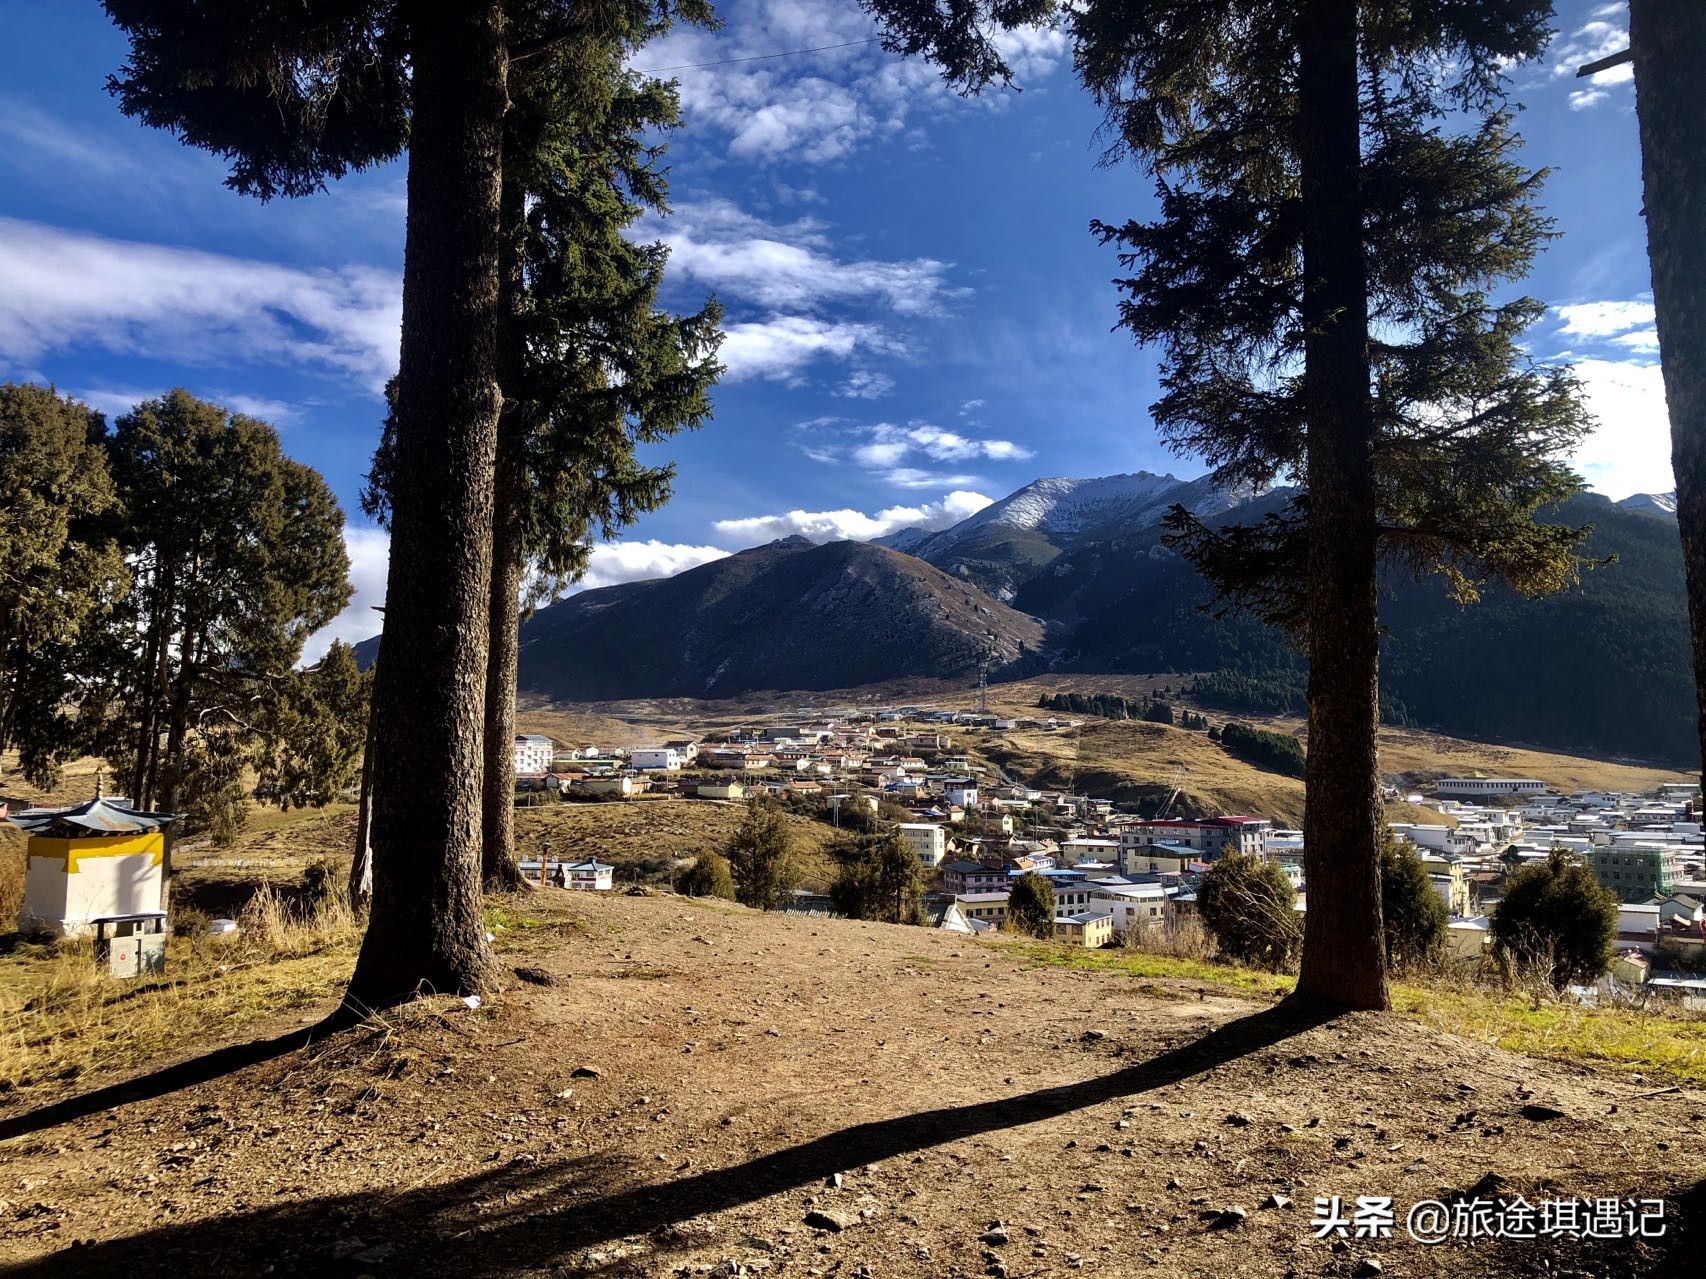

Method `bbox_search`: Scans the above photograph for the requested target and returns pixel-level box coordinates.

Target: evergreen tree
[679,850,736,900]
[1629,0,1706,797]
[0,384,127,787]
[862,0,1594,1017]
[1377,831,1447,970]
[88,391,350,844]
[366,14,722,890]
[101,0,705,1004]
[255,640,373,812]
[1492,850,1618,990]
[1007,871,1056,939]
[830,830,925,923]
[725,797,800,911]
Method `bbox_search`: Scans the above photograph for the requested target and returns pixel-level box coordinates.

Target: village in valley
[494,701,1706,1005]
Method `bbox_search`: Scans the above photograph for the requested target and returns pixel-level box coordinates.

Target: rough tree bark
[345,0,506,1006]
[481,164,529,893]
[1630,0,1706,800]
[1291,0,1390,1012]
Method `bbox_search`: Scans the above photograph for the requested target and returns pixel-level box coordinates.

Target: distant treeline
[1188,669,1414,728]
[1217,721,1306,778]
[1038,691,1208,730]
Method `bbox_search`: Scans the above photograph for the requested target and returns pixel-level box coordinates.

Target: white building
[513,734,555,777]
[1090,882,1170,935]
[1435,777,1547,799]
[630,747,683,771]
[563,860,615,891]
[899,822,947,867]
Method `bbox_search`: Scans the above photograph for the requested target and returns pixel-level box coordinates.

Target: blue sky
[0,1,1669,656]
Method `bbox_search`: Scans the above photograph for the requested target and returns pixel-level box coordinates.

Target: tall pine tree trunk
[481,168,528,892]
[1291,0,1389,1012]
[346,0,506,1007]
[1630,0,1706,799]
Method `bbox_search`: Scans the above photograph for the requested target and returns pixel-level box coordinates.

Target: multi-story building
[898,822,947,868]
[512,734,555,777]
[1591,842,1684,903]
[1117,816,1271,863]
[1435,777,1547,799]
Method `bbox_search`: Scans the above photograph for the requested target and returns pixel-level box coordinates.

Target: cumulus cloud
[0,218,401,390]
[301,531,730,661]
[301,525,392,664]
[639,0,1063,164]
[836,369,895,399]
[711,489,992,544]
[75,385,300,426]
[794,418,1032,488]
[576,539,730,589]
[1549,10,1632,109]
[1569,357,1673,499]
[651,199,958,317]
[1554,299,1654,338]
[720,316,902,381]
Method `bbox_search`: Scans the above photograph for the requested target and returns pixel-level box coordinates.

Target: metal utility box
[93,913,168,979]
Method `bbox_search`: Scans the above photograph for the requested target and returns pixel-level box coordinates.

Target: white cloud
[855,422,1033,465]
[0,218,401,390]
[1554,299,1654,338]
[640,0,1062,165]
[1548,11,1632,109]
[76,385,300,426]
[711,489,992,544]
[1569,357,1674,499]
[578,539,730,588]
[653,199,959,317]
[720,316,901,381]
[958,398,986,416]
[301,525,391,664]
[300,531,731,661]
[835,369,895,399]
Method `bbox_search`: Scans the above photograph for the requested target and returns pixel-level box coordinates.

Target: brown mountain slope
[514,536,1046,702]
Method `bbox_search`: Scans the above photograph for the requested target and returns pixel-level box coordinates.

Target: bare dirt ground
[2,891,1700,1278]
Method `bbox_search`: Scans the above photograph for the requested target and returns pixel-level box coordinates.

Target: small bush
[1197,853,1301,971]
[678,850,736,900]
[1379,833,1448,970]
[1492,850,1618,990]
[1008,871,1056,940]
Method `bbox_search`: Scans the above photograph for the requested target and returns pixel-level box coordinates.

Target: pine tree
[360,17,721,893]
[255,640,373,812]
[101,0,701,1004]
[1007,871,1056,939]
[1629,0,1706,797]
[725,797,800,911]
[861,1,1594,1016]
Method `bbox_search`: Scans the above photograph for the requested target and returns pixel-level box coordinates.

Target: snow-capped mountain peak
[1617,491,1678,521]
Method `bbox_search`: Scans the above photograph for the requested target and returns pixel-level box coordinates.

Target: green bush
[1491,850,1618,989]
[1378,833,1447,969]
[1197,852,1301,971]
[678,850,736,900]
[829,831,924,924]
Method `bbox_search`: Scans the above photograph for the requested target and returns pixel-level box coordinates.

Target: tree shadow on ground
[8,1002,1336,1277]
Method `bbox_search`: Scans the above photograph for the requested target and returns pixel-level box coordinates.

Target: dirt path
[2,892,1700,1277]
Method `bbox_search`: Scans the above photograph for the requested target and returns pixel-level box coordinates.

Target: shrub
[1008,871,1056,939]
[1378,832,1448,970]
[1491,849,1618,990]
[1197,852,1301,971]
[678,850,736,900]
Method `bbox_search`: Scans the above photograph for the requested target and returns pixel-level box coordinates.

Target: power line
[637,36,883,75]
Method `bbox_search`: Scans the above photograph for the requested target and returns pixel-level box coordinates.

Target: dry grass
[0,887,360,1098]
